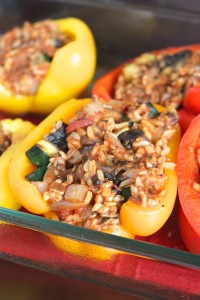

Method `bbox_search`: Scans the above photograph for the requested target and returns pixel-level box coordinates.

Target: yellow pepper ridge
[0,118,35,210]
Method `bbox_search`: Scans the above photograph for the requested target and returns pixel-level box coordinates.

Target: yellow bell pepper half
[8,98,134,260]
[0,18,96,115]
[9,101,180,236]
[0,118,35,210]
[9,99,91,213]
[9,101,180,258]
[45,211,133,261]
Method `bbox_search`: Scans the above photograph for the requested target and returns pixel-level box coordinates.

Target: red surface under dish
[1,202,199,296]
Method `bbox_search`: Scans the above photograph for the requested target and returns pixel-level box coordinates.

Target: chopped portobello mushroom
[45,121,68,152]
[118,129,144,149]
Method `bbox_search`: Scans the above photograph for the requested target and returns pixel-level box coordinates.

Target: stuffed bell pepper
[177,115,200,254]
[0,18,96,115]
[9,96,180,239]
[0,118,35,210]
[92,44,200,132]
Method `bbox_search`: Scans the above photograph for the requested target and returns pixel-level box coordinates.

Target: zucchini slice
[26,166,47,182]
[147,102,160,118]
[121,187,131,201]
[26,140,58,167]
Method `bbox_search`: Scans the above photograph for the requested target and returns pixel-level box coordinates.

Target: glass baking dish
[0,0,200,298]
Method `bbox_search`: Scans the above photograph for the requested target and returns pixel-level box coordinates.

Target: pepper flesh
[177,115,200,254]
[45,210,133,260]
[120,106,181,236]
[0,18,96,115]
[183,86,200,116]
[0,119,35,210]
[178,108,195,134]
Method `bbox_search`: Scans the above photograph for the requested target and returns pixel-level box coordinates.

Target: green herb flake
[121,187,131,201]
[122,114,133,127]
[147,102,160,118]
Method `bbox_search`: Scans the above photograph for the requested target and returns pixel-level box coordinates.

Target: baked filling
[114,50,200,109]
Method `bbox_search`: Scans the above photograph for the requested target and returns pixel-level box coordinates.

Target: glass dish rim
[0,206,200,270]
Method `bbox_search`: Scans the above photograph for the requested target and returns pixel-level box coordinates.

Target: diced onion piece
[105,132,125,151]
[52,200,84,211]
[68,150,82,164]
[32,181,48,194]
[43,165,56,183]
[119,178,135,188]
[123,168,139,179]
[123,63,140,78]
[103,99,127,110]
[64,184,89,202]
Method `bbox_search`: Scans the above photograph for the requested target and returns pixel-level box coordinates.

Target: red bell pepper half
[92,44,200,133]
[178,108,195,134]
[92,64,123,100]
[92,44,200,99]
[183,86,200,115]
[177,115,200,254]
[178,205,200,254]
